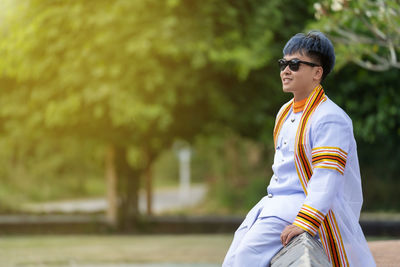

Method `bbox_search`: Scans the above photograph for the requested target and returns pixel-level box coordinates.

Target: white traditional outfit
[223,85,375,267]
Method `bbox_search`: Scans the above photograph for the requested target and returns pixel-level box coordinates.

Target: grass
[0,233,398,266]
[0,234,233,266]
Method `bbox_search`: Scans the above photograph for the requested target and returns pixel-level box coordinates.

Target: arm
[282,114,351,244]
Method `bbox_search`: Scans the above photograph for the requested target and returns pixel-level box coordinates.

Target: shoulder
[276,98,293,118]
[309,96,356,152]
[312,96,352,127]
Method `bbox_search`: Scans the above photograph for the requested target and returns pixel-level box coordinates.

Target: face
[280,52,322,100]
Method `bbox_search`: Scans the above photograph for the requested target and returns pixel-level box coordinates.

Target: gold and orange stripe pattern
[273,99,293,149]
[312,147,348,175]
[294,84,326,192]
[319,211,349,266]
[293,204,324,235]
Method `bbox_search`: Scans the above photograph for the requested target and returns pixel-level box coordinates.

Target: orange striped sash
[273,85,349,266]
[273,99,293,149]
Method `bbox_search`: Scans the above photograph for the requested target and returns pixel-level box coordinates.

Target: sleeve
[292,114,352,236]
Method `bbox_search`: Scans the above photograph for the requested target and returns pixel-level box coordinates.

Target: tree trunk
[145,161,153,216]
[105,144,140,230]
[105,145,118,226]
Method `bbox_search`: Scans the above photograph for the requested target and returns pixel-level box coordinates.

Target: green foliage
[0,0,296,213]
[152,150,180,188]
[0,0,286,156]
[5,0,397,215]
[0,137,104,211]
[310,0,400,71]
[359,138,400,211]
[153,132,272,214]
[325,66,400,142]
[190,132,272,214]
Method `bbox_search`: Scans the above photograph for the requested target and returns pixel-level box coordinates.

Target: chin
[282,86,292,93]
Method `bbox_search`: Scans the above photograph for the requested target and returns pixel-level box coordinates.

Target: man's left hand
[280,225,305,246]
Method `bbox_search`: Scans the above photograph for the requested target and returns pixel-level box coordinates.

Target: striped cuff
[293,204,325,236]
[312,147,348,175]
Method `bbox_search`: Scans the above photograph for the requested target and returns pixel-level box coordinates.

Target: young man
[222,31,375,267]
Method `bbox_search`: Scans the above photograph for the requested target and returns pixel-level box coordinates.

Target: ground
[14,186,400,266]
[0,234,398,266]
[369,239,400,267]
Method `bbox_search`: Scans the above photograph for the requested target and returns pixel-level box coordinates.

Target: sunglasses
[278,58,321,71]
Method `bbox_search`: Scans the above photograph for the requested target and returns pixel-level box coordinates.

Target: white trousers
[222,201,289,267]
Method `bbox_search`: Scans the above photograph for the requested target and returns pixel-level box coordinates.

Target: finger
[285,231,295,246]
[280,226,289,245]
[284,232,291,245]
[284,232,289,245]
[281,229,288,245]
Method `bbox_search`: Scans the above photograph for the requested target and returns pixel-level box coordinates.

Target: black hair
[283,31,335,81]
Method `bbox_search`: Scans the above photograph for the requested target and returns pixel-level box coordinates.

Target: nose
[281,65,291,74]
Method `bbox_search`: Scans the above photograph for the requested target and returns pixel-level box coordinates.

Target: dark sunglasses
[278,58,320,71]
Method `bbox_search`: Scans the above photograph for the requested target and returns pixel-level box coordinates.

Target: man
[222,31,375,267]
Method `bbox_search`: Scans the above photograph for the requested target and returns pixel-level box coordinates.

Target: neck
[292,84,322,113]
[293,83,320,102]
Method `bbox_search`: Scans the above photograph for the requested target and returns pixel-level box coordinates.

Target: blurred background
[0,0,399,266]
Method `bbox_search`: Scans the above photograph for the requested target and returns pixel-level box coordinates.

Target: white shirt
[268,109,303,196]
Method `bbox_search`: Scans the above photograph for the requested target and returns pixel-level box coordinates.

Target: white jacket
[261,85,375,267]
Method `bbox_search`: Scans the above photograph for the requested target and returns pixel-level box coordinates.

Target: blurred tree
[0,0,302,226]
[311,0,400,71]
[0,135,104,210]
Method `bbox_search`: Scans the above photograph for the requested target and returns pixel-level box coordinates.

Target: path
[369,239,400,267]
[22,184,207,214]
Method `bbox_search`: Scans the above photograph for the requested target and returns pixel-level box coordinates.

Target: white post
[178,147,191,200]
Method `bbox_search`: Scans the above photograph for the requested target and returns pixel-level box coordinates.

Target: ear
[313,66,323,81]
